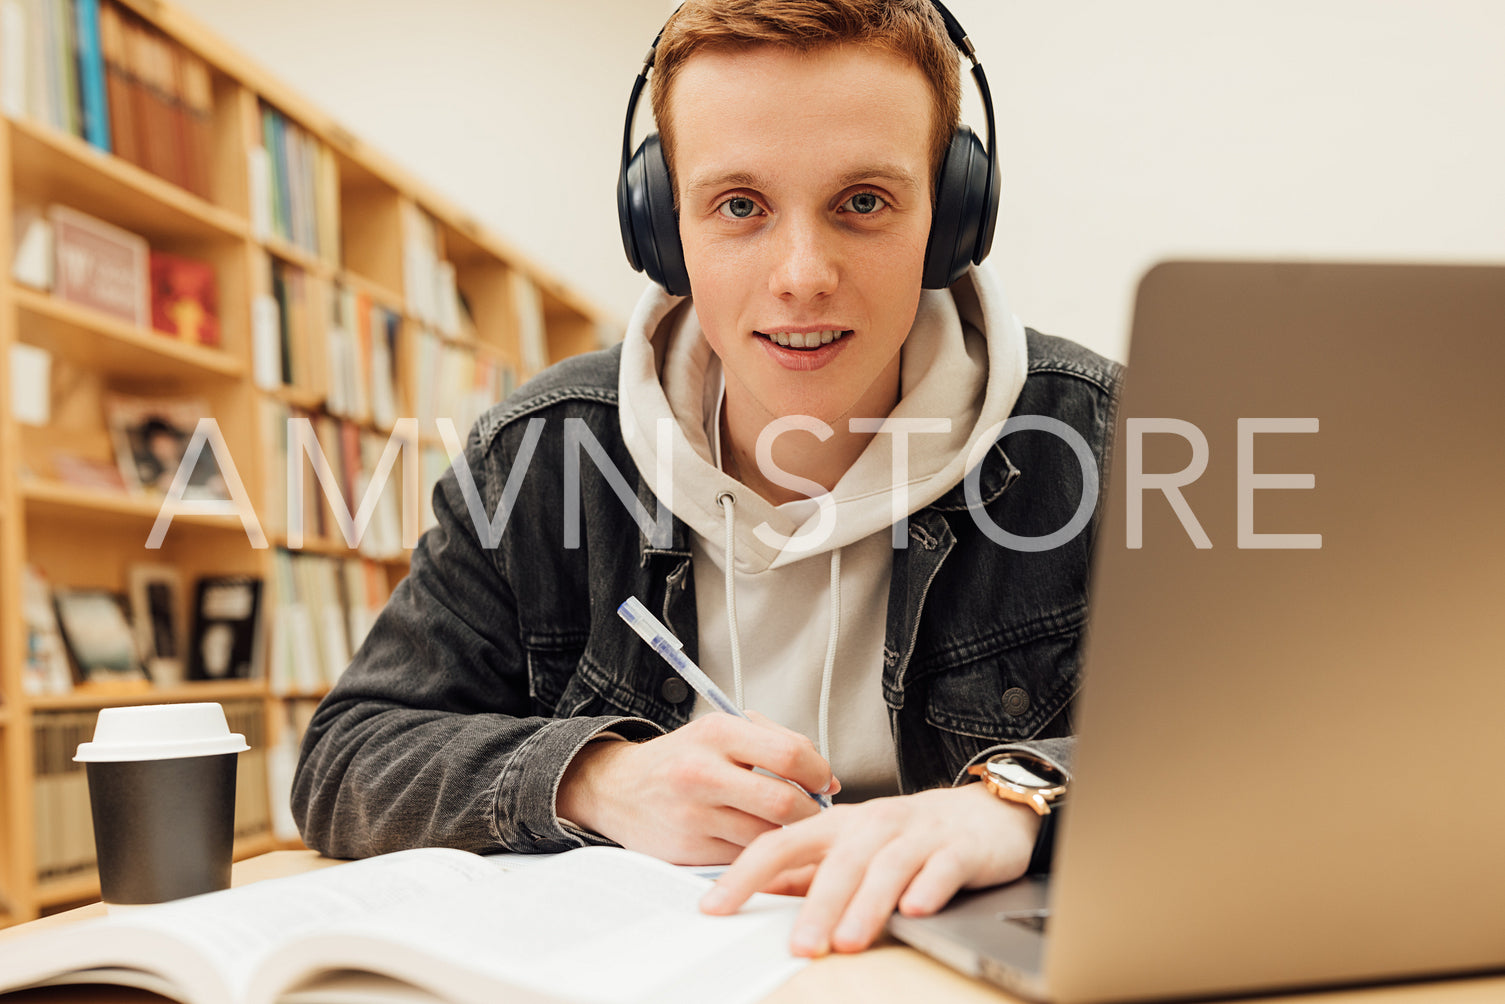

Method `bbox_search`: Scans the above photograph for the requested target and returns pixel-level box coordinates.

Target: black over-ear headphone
[617,0,1000,297]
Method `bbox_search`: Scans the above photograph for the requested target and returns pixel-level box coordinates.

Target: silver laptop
[889,261,1505,1003]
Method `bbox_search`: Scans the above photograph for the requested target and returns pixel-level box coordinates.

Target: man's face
[670,44,934,430]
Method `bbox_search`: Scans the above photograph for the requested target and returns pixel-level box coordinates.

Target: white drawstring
[817,549,840,762]
[717,491,745,710]
[715,490,841,763]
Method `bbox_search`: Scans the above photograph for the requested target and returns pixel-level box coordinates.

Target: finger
[896,845,973,917]
[700,819,832,916]
[664,835,749,868]
[707,804,783,849]
[786,830,895,957]
[709,713,835,797]
[760,863,818,897]
[739,711,841,793]
[728,768,824,825]
[829,840,932,953]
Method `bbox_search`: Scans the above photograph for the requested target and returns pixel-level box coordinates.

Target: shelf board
[12,285,245,381]
[271,687,330,701]
[35,832,280,908]
[21,479,252,532]
[8,116,248,242]
[35,871,99,909]
[337,271,404,314]
[27,679,267,711]
[270,532,409,564]
[261,383,327,411]
[262,235,333,277]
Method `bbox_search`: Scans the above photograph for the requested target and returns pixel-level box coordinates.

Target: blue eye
[842,192,886,214]
[717,196,763,219]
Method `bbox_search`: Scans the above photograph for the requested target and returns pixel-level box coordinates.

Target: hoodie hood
[618,265,1028,573]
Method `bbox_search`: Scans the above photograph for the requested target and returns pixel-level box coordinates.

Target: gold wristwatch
[967,751,1068,816]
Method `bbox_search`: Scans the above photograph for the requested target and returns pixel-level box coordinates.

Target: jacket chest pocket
[921,609,1083,767]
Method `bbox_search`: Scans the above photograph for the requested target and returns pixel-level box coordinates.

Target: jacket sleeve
[290,422,664,859]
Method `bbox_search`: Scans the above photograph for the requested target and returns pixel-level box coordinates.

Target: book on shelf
[222,702,273,842]
[11,204,55,289]
[49,203,149,327]
[51,586,147,686]
[103,391,229,499]
[0,845,808,1004]
[31,710,99,883]
[127,563,187,688]
[0,0,27,118]
[73,0,111,151]
[150,250,222,347]
[266,698,320,841]
[51,0,81,135]
[50,451,129,492]
[258,103,334,259]
[267,257,322,391]
[512,269,548,377]
[187,575,264,682]
[412,329,513,443]
[21,564,74,696]
[96,0,137,165]
[266,549,385,694]
[10,341,52,425]
[325,285,401,427]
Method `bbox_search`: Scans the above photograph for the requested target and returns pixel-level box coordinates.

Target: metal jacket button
[661,677,690,704]
[1002,687,1030,717]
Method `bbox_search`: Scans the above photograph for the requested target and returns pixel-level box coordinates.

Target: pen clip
[617,597,684,651]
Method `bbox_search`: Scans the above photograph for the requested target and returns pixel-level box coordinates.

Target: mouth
[754,329,852,350]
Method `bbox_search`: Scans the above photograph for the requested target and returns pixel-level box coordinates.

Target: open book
[0,846,808,1004]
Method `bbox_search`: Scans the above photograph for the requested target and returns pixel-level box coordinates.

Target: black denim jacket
[292,329,1122,859]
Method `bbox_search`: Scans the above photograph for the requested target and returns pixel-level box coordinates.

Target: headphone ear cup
[620,133,691,297]
[922,125,993,289]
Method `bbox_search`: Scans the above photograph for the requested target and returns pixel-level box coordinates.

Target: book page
[257,846,807,1004]
[122,848,502,996]
[0,848,502,1004]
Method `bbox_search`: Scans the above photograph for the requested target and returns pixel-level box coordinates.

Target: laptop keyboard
[1000,909,1051,934]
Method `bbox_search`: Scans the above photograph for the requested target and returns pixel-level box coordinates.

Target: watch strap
[1027,803,1062,874]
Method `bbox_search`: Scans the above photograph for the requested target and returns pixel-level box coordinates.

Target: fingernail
[792,925,828,956]
[834,920,862,947]
[700,887,728,912]
[822,777,839,794]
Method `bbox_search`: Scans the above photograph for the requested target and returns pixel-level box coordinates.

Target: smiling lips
[755,329,852,349]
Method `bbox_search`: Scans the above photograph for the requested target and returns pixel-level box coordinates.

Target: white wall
[175,0,1504,363]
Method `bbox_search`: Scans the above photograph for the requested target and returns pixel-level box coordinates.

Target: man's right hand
[556,711,839,865]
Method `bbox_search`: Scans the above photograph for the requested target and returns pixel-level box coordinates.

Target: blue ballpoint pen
[618,596,833,810]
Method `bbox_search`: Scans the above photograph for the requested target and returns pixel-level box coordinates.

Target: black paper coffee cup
[75,703,249,906]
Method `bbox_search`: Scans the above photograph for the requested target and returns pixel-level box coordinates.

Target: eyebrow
[683,163,924,199]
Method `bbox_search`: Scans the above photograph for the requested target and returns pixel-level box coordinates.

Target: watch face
[988,756,1064,789]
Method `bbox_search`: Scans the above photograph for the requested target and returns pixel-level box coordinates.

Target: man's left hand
[698,782,1041,956]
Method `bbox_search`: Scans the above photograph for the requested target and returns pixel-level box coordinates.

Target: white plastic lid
[74,703,250,763]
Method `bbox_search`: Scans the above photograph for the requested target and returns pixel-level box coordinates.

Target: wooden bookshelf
[0,0,615,928]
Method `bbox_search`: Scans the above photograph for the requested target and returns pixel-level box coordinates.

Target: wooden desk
[2,852,1503,1004]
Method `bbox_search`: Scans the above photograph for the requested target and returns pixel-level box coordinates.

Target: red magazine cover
[149,250,221,347]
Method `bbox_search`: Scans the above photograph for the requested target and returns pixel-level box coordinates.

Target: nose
[768,214,838,302]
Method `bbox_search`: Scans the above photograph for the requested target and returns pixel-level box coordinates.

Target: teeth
[761,330,848,348]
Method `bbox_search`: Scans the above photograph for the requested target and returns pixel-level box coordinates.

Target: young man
[293,0,1120,958]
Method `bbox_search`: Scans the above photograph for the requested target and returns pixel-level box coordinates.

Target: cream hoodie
[618,266,1028,801]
